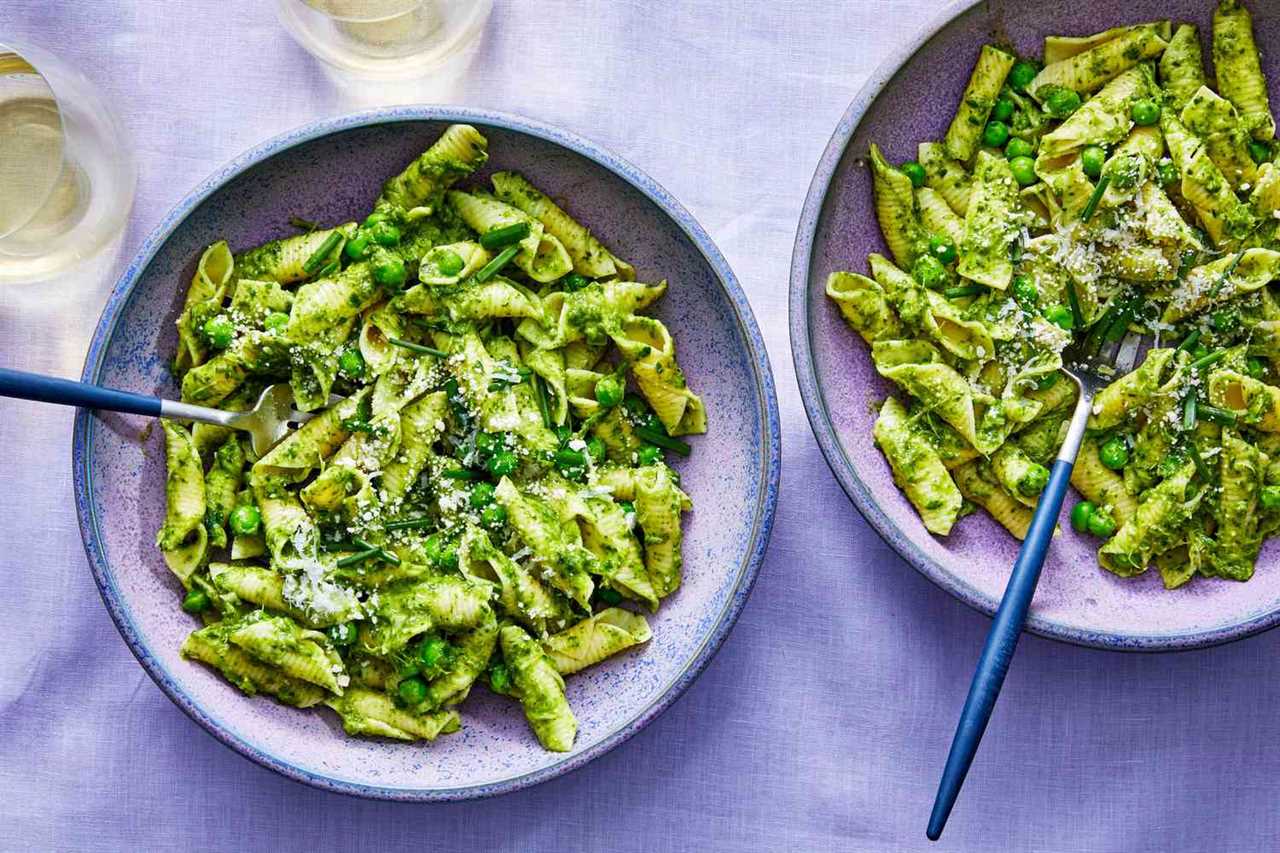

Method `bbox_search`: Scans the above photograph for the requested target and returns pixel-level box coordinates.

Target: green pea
[434,249,465,276]
[1261,485,1280,511]
[202,315,234,350]
[1247,357,1267,380]
[595,374,625,407]
[488,448,518,478]
[418,635,449,669]
[228,504,261,536]
[597,586,623,606]
[554,447,587,478]
[928,234,958,265]
[900,161,926,188]
[1009,155,1037,186]
[1070,501,1095,532]
[991,96,1016,123]
[1157,158,1179,187]
[181,589,210,614]
[1086,509,1117,539]
[1130,99,1160,127]
[488,663,512,694]
[474,431,499,458]
[371,251,407,290]
[1005,137,1034,160]
[424,533,459,571]
[362,212,391,229]
[586,437,606,462]
[469,481,496,508]
[912,255,948,290]
[1099,437,1129,470]
[637,445,662,466]
[1018,464,1049,497]
[560,272,590,291]
[1012,275,1038,306]
[1045,304,1074,330]
[263,311,290,332]
[368,220,401,247]
[397,676,428,705]
[619,500,636,517]
[481,504,507,528]
[328,622,358,647]
[338,347,365,378]
[1248,140,1273,165]
[1041,86,1081,119]
[344,232,372,261]
[1080,145,1106,179]
[982,121,1011,148]
[1009,59,1040,92]
[1211,309,1238,333]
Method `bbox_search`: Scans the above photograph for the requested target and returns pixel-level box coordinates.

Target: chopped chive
[943,285,984,299]
[1081,175,1110,223]
[1176,329,1202,352]
[315,259,341,279]
[1182,394,1197,432]
[378,548,401,566]
[1208,249,1246,299]
[1187,439,1212,483]
[442,468,482,480]
[384,516,434,531]
[388,337,449,358]
[478,222,531,250]
[352,536,379,552]
[1191,349,1225,371]
[289,215,320,232]
[1197,403,1238,426]
[1065,278,1085,329]
[635,425,692,456]
[319,540,356,552]
[302,231,344,274]
[475,245,519,283]
[530,374,552,428]
[335,547,379,568]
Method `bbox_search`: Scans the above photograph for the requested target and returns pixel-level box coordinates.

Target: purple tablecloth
[3,1,1280,850]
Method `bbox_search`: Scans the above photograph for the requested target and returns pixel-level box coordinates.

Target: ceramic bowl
[790,0,1280,650]
[75,107,780,798]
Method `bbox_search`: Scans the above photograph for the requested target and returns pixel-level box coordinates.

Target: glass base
[277,0,493,80]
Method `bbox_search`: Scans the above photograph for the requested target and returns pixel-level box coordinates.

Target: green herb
[1175,329,1201,353]
[289,215,320,232]
[302,231,344,274]
[384,516,434,531]
[1065,278,1084,329]
[475,245,520,282]
[530,374,552,428]
[1208,249,1246,299]
[336,547,379,568]
[1191,349,1225,371]
[634,425,692,456]
[442,468,482,480]
[1182,394,1197,432]
[1187,439,1212,483]
[388,337,449,358]
[943,285,984,299]
[1081,175,1110,223]
[479,222,531,250]
[1197,403,1238,426]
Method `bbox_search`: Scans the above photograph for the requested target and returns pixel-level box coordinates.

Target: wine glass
[0,40,135,284]
[276,0,494,80]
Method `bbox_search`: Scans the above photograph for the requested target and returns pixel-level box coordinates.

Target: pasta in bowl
[792,0,1280,648]
[76,109,778,797]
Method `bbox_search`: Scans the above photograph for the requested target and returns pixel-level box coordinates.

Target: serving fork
[0,367,314,456]
[927,319,1146,840]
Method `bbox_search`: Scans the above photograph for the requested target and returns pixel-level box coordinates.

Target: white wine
[0,52,65,240]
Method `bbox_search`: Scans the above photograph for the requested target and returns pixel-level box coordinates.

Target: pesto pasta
[157,125,705,751]
[828,2,1280,589]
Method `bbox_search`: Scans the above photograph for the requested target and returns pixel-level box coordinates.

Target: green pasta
[828,2,1280,589]
[158,125,691,750]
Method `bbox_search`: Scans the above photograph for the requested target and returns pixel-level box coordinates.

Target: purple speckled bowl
[74,107,780,798]
[791,0,1280,651]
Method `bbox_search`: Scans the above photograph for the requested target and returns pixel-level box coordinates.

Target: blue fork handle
[927,389,1091,840]
[0,367,162,417]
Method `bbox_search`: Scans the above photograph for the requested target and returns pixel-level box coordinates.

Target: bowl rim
[787,0,1280,652]
[73,105,782,799]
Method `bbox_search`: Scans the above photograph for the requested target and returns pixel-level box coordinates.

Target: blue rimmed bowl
[790,0,1280,651]
[74,107,780,799]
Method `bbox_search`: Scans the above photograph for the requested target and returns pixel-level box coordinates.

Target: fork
[0,367,313,457]
[926,317,1145,841]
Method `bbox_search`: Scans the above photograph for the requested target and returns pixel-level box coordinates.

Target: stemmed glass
[0,40,135,284]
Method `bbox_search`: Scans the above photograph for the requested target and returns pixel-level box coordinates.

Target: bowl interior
[797,0,1280,649]
[78,113,776,796]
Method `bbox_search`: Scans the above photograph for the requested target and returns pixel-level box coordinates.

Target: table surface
[4,1,1280,851]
